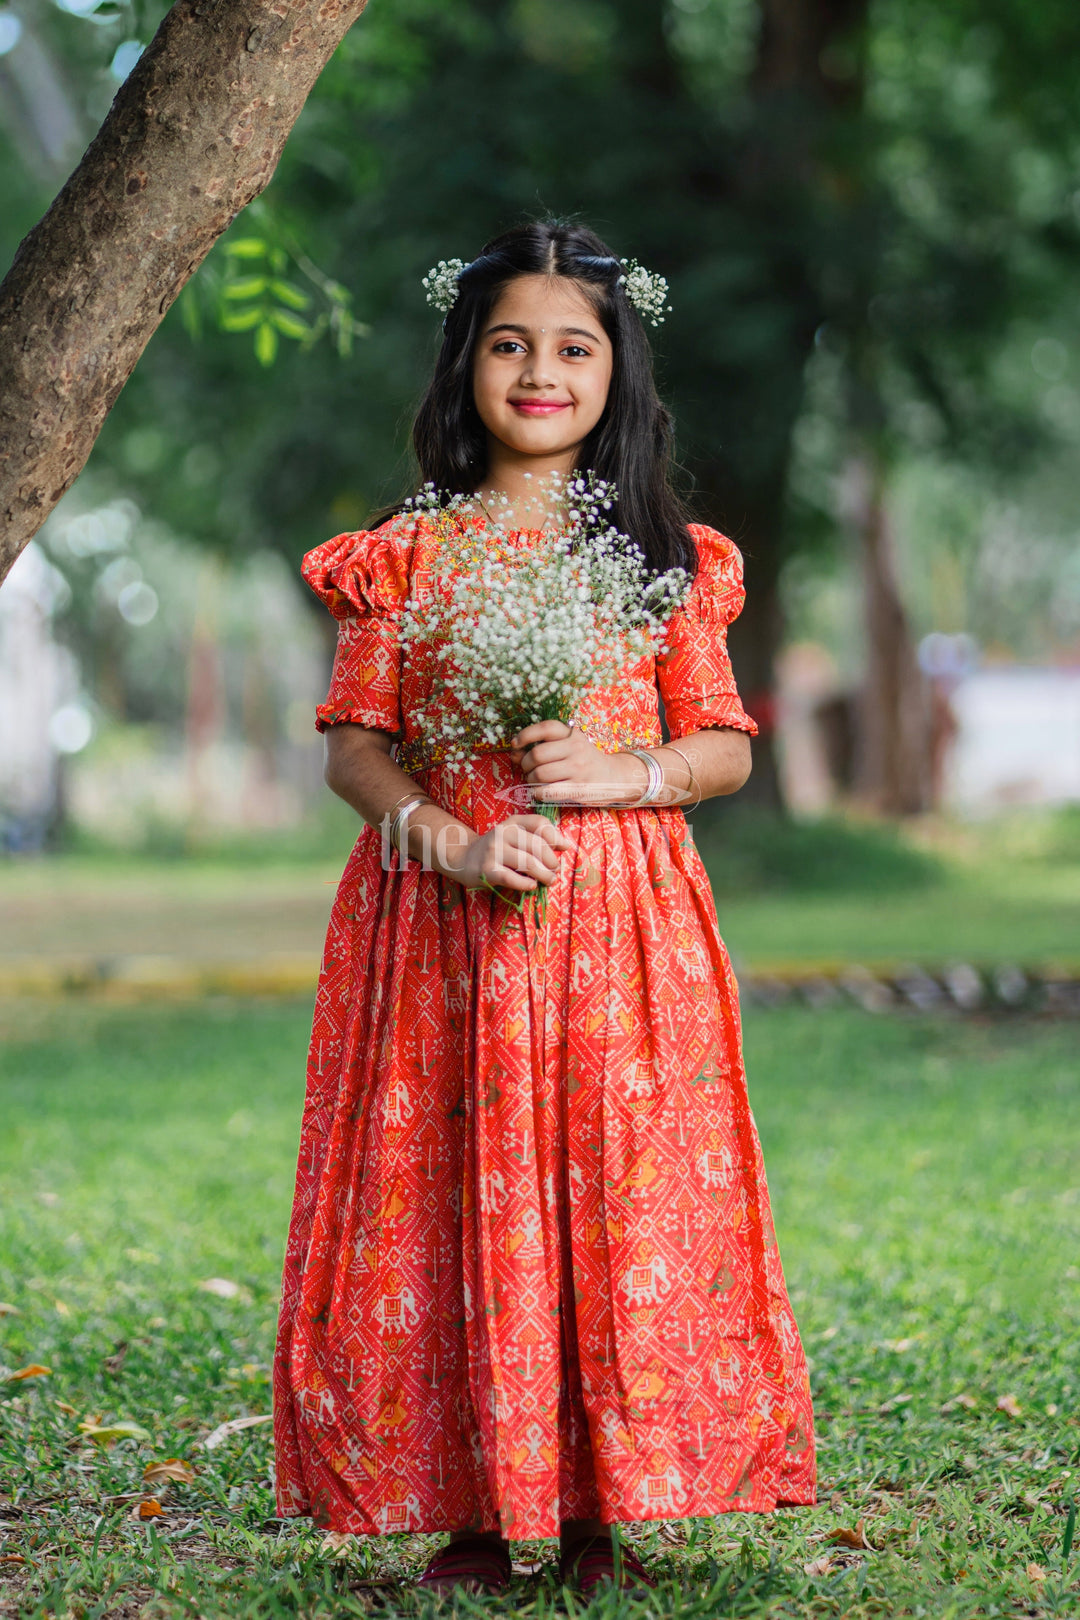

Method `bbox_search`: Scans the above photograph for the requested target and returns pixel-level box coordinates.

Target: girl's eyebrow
[484,322,601,343]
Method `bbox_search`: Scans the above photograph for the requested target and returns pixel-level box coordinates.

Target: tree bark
[0,0,369,585]
[683,0,871,811]
[847,453,933,815]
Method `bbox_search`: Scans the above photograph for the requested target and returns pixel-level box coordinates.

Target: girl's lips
[510,400,572,415]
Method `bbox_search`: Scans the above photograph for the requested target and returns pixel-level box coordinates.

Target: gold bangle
[386,786,427,820]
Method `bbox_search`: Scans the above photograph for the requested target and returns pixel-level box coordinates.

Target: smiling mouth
[510,400,572,414]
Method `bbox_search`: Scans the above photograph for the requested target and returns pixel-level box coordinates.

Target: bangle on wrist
[386,785,425,820]
[389,794,433,859]
[663,743,702,811]
[624,748,664,807]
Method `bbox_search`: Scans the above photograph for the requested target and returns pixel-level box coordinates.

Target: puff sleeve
[301,522,412,737]
[655,524,759,740]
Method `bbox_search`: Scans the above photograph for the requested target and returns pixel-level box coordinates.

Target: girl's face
[471,274,614,469]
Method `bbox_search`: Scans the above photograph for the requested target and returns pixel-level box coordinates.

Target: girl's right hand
[457,814,573,893]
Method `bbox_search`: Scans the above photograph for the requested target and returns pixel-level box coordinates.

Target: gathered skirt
[272,752,815,1538]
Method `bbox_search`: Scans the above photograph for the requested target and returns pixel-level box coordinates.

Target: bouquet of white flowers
[398,471,691,917]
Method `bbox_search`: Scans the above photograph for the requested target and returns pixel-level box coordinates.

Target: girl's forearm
[324,725,479,882]
[612,727,752,807]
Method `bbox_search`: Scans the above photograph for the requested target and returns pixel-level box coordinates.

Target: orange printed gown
[272,511,816,1538]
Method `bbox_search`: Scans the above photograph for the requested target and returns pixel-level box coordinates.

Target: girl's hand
[457,813,573,893]
[509,720,638,807]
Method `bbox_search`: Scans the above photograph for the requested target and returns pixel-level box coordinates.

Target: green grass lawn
[716,869,1080,971]
[1,1000,1078,1617]
[5,808,1080,973]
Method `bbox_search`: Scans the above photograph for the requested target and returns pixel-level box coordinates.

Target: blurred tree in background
[2,0,1079,816]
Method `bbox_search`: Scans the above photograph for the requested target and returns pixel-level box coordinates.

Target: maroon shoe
[415,1534,513,1595]
[559,1533,657,1596]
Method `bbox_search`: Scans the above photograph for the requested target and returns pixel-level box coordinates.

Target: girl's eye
[493,340,525,355]
[561,345,590,358]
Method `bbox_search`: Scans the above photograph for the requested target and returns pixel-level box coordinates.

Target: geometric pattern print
[272,518,815,1538]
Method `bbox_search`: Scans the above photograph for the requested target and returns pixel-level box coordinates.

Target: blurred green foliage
[4,0,1080,787]
[697,808,942,895]
[3,0,1078,575]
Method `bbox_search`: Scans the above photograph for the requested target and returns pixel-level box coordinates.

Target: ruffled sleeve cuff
[655,524,759,740]
[301,520,413,622]
[302,521,411,737]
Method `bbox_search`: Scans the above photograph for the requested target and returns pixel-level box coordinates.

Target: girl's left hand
[509,720,637,808]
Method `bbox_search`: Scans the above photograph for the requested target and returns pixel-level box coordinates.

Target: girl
[272,220,815,1596]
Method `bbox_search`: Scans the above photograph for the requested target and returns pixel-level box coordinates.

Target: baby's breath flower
[618,260,672,327]
[421,259,467,315]
[400,471,690,770]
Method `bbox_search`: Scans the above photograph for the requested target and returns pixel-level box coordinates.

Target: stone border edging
[737,959,1080,1015]
[2,954,1080,1014]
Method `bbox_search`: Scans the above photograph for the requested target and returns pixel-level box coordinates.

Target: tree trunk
[724,541,785,810]
[686,0,871,812]
[693,476,789,813]
[847,454,933,815]
[0,0,369,585]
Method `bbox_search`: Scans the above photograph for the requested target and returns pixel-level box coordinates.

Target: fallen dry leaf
[54,1400,77,1416]
[512,1559,546,1576]
[827,1519,875,1551]
[320,1532,355,1557]
[878,1393,913,1414]
[199,1278,248,1301]
[656,1523,687,1545]
[54,1299,72,1319]
[77,1420,152,1448]
[1027,1563,1047,1583]
[102,1341,129,1377]
[6,1364,52,1382]
[0,1554,27,1566]
[828,1492,845,1514]
[201,1413,274,1451]
[942,1393,978,1413]
[997,1393,1022,1419]
[804,1555,834,1577]
[131,1499,165,1521]
[0,1303,21,1317]
[143,1458,196,1487]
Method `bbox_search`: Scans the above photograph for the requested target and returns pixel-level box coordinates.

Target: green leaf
[268,279,311,311]
[224,238,267,260]
[179,283,202,342]
[268,247,288,274]
[270,308,312,341]
[223,277,268,301]
[254,322,279,367]
[78,1420,152,1447]
[219,306,264,333]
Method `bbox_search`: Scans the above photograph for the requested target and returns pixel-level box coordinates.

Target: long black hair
[398,218,696,584]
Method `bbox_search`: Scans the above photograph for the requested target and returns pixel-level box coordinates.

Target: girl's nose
[520,358,557,388]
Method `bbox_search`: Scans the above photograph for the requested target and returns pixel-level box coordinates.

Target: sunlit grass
[6,806,1080,973]
[0,1001,1078,1617]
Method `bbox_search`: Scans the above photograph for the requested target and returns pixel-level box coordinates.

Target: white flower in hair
[422,258,467,314]
[618,259,672,326]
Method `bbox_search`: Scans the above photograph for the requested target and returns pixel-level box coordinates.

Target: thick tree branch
[0,0,369,584]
